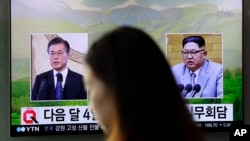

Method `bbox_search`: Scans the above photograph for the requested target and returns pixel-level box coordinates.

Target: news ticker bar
[21,106,98,125]
[20,104,233,126]
[10,121,243,137]
[199,121,243,132]
[10,123,103,137]
[230,124,250,141]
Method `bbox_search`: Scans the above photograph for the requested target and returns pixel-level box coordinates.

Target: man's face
[182,42,207,72]
[48,43,69,72]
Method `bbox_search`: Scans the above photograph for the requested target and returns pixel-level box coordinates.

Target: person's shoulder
[172,62,185,70]
[207,60,222,68]
[68,69,84,77]
[36,70,52,78]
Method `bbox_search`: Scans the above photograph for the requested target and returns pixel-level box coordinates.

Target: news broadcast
[10,0,242,137]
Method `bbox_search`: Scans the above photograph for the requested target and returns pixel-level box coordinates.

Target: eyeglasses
[49,51,65,57]
[181,49,205,57]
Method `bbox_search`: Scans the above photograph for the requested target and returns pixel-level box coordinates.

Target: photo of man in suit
[170,35,223,98]
[31,36,87,101]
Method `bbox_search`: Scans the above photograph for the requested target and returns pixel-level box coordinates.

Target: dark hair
[47,36,70,53]
[182,35,205,48]
[86,26,204,141]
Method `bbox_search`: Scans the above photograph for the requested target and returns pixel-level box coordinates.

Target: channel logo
[16,127,26,132]
[16,126,40,132]
[21,108,39,124]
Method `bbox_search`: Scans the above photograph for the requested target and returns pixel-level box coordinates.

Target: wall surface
[1,0,249,141]
[243,0,250,126]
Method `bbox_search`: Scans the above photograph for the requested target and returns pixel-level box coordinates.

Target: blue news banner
[230,124,250,141]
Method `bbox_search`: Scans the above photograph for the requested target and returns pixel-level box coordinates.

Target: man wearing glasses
[31,37,87,101]
[171,35,222,98]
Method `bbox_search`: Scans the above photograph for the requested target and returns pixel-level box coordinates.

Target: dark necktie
[190,72,196,85]
[56,73,63,100]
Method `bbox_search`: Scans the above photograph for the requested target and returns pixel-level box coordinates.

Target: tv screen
[10,0,243,137]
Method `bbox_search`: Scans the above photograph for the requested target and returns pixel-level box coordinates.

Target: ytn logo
[16,126,39,132]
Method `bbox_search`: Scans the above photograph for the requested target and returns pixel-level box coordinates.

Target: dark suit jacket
[31,69,87,101]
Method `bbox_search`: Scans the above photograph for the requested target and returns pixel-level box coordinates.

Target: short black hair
[182,35,205,48]
[47,37,70,53]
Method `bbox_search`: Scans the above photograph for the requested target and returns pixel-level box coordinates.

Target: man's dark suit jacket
[31,69,87,101]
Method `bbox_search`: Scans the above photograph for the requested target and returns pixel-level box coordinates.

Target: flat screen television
[10,0,243,137]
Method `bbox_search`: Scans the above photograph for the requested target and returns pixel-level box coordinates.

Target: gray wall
[1,0,249,141]
[243,0,250,126]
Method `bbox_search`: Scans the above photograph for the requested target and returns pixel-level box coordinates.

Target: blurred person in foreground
[84,26,205,141]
